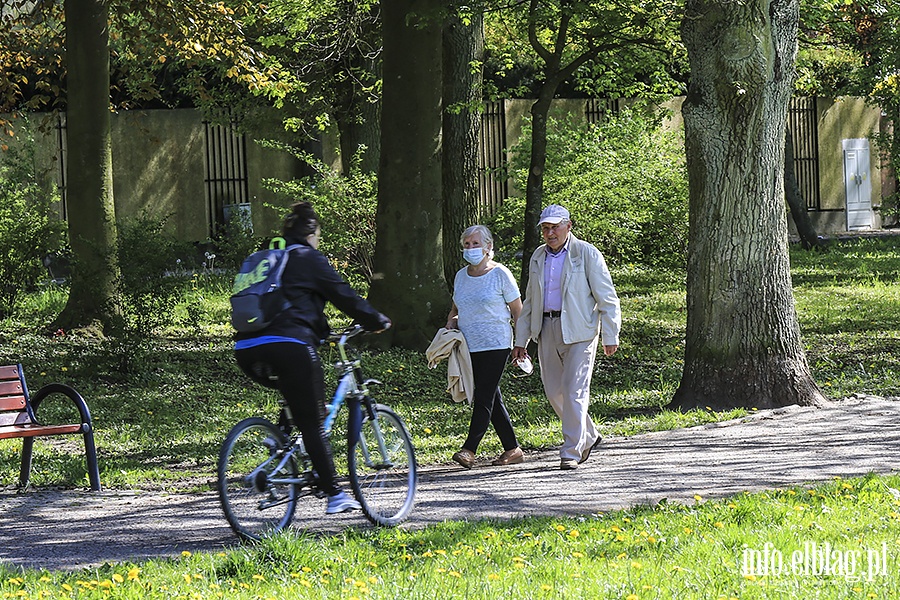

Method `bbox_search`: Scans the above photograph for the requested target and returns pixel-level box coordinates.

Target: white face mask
[463,248,485,265]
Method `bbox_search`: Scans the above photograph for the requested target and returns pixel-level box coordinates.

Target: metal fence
[787,96,821,210]
[478,100,508,220]
[203,119,250,237]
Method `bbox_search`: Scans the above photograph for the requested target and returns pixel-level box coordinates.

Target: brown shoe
[579,435,603,464]
[452,449,476,469]
[491,447,524,466]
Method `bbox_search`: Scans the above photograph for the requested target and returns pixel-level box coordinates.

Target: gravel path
[2,395,898,572]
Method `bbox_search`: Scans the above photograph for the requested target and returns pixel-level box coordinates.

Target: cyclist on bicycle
[234,201,391,514]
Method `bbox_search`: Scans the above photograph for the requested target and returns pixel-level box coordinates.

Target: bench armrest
[29,383,94,428]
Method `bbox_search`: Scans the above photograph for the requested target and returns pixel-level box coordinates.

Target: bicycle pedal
[253,470,269,493]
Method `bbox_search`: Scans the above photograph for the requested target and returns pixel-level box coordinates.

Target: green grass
[1,473,898,598]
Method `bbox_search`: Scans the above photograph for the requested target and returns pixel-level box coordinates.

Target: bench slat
[0,423,84,439]
[0,380,24,396]
[0,365,20,380]
[0,395,27,412]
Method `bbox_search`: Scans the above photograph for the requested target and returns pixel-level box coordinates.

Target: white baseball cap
[539,204,570,224]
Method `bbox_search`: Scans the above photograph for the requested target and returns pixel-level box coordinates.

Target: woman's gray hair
[460,224,494,249]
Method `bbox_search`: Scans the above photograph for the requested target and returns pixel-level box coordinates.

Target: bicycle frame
[265,326,392,487]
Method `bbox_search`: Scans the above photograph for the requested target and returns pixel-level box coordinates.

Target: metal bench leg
[83,425,101,491]
[18,437,34,489]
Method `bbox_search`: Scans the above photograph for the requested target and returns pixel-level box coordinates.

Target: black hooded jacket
[234,240,388,346]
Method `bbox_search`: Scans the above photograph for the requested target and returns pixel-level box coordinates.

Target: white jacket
[425,328,474,404]
[515,233,621,347]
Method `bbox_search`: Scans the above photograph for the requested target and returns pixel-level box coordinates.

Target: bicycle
[217,324,417,541]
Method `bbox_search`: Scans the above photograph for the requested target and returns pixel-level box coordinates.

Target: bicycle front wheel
[348,404,417,526]
[217,417,299,541]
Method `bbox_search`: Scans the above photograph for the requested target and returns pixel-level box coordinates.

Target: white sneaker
[326,491,361,514]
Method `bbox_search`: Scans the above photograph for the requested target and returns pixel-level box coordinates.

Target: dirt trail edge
[2,395,898,572]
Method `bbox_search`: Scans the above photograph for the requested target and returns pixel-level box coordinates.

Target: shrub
[0,126,66,317]
[104,213,192,371]
[490,107,689,269]
[261,143,377,290]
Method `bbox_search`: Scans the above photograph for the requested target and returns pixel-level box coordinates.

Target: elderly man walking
[512,204,621,470]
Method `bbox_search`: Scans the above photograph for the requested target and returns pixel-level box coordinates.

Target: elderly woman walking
[445,224,524,469]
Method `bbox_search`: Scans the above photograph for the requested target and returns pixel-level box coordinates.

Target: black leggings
[463,348,518,453]
[235,342,341,496]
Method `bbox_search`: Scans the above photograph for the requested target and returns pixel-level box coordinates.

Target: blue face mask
[463,248,486,265]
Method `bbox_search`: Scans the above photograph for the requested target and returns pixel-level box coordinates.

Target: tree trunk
[519,89,554,292]
[368,0,447,350]
[441,10,483,287]
[53,0,120,333]
[670,0,827,410]
[784,128,821,249]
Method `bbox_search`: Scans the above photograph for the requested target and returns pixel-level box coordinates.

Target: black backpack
[230,237,301,332]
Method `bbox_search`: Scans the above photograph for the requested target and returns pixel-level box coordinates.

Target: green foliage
[211,211,264,272]
[490,107,689,268]
[104,213,193,373]
[0,129,66,318]
[261,143,377,288]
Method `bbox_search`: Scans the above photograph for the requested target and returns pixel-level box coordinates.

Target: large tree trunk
[53,0,120,332]
[784,128,821,249]
[441,9,483,286]
[368,0,447,349]
[670,0,827,410]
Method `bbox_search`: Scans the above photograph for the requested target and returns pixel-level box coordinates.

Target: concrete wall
[4,96,888,241]
[1,108,307,243]
[111,109,208,241]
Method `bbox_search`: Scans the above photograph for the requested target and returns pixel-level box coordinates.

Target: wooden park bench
[0,364,101,491]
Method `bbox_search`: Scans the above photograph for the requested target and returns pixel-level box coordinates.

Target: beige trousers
[537,316,600,462]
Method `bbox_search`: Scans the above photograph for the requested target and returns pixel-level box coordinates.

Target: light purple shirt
[542,237,570,311]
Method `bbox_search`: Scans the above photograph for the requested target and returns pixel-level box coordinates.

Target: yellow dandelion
[422,551,434,557]
[555,524,566,532]
[627,594,639,600]
[693,494,703,502]
[571,551,585,558]
[487,573,500,581]
[568,529,579,538]
[424,428,432,434]
[112,573,124,583]
[714,522,724,528]
[62,584,73,592]
[252,574,265,581]
[541,584,552,591]
[449,571,461,578]
[183,574,192,584]
[631,561,642,569]
[127,568,141,581]
[435,549,447,555]
[181,550,192,558]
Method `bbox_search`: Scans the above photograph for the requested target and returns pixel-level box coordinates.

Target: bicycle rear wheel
[348,404,417,526]
[217,417,299,541]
